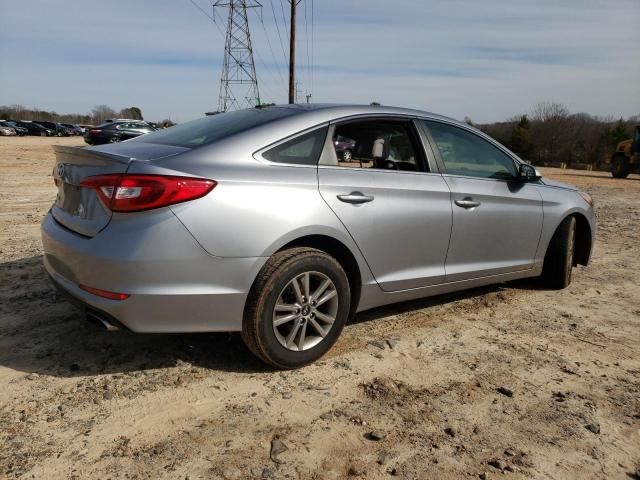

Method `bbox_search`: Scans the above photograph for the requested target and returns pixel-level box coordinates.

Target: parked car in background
[0,125,17,136]
[42,104,595,368]
[0,121,27,136]
[16,121,54,136]
[60,123,83,136]
[35,121,72,137]
[83,121,157,145]
[333,134,357,161]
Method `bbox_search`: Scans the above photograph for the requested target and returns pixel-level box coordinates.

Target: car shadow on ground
[0,255,541,378]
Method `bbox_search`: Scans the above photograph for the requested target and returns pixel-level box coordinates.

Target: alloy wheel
[272,271,339,351]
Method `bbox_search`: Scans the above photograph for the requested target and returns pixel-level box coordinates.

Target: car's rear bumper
[41,210,266,332]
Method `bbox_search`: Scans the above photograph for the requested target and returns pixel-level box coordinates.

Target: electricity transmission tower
[214,0,261,111]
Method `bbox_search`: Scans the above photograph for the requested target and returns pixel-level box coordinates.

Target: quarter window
[424,121,517,180]
[262,126,328,166]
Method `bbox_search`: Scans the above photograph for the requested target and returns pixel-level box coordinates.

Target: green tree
[509,115,534,160]
[610,118,629,146]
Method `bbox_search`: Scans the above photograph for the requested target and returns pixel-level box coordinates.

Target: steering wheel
[384,158,399,170]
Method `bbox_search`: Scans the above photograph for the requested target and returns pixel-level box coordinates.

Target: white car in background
[0,125,17,136]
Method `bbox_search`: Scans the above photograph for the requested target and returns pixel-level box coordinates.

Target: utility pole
[288,0,301,104]
[214,0,262,112]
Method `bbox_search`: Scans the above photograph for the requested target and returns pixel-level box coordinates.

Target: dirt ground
[1,136,639,480]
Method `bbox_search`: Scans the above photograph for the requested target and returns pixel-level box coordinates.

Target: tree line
[473,102,639,168]
[0,104,153,126]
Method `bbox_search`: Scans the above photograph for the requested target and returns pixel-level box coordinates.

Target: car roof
[256,103,459,123]
[191,103,474,154]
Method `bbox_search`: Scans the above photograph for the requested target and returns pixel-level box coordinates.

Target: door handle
[337,192,374,204]
[455,198,481,209]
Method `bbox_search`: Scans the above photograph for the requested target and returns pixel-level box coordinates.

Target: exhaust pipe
[86,309,120,331]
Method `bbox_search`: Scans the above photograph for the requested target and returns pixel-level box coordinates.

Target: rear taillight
[89,129,101,134]
[79,284,130,301]
[80,174,216,212]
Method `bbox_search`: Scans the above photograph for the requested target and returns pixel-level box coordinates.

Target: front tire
[541,216,576,289]
[242,247,351,369]
[611,153,630,178]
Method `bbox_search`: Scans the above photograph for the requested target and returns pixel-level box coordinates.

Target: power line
[279,0,290,41]
[258,16,287,86]
[268,0,289,69]
[189,0,215,22]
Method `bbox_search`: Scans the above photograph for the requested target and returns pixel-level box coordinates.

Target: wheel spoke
[273,313,298,327]
[303,272,310,301]
[296,321,307,350]
[311,278,331,302]
[309,317,326,337]
[286,320,302,348]
[316,289,337,307]
[291,277,304,304]
[314,310,335,325]
[275,303,298,312]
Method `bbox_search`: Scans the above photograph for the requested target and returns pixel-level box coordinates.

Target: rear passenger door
[422,120,543,282]
[318,117,452,291]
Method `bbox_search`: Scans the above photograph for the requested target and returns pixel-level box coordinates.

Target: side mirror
[518,163,541,181]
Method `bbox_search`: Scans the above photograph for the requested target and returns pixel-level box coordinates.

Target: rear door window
[321,119,427,172]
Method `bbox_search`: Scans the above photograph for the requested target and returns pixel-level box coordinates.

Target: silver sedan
[41,104,595,368]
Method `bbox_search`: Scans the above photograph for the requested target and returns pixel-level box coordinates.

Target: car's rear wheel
[109,136,121,143]
[242,247,351,369]
[541,216,576,289]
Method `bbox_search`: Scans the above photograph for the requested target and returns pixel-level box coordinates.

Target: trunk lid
[51,144,189,237]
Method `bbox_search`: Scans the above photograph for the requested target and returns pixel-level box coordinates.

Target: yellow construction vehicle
[611,125,640,178]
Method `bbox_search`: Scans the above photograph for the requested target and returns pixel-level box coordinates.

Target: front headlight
[579,191,594,207]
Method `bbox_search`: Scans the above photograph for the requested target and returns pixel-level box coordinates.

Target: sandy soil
[1,136,639,480]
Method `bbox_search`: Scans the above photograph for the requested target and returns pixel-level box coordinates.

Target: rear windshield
[130,107,298,148]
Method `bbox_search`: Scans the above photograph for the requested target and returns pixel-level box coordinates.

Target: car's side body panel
[357,264,542,313]
[318,166,452,291]
[442,176,544,281]
[534,185,595,265]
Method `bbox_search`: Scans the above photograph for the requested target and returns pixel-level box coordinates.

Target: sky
[0,0,639,123]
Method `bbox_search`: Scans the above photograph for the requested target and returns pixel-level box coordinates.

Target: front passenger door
[422,120,543,282]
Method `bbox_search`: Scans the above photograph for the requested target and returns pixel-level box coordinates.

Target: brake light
[80,174,216,212]
[89,129,101,134]
[79,284,130,301]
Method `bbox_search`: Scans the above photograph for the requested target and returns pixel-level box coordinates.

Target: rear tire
[541,216,576,289]
[242,247,351,369]
[611,153,630,178]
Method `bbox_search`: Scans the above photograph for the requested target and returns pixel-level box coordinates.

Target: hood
[539,177,579,191]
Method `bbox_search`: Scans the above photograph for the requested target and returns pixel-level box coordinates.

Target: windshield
[131,107,298,148]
